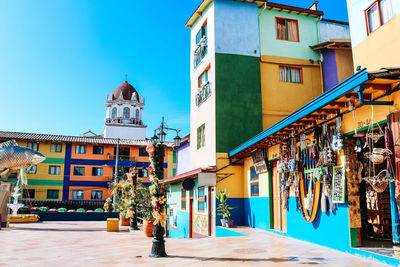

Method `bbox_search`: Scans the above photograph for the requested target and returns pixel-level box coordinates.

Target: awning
[164,168,203,184]
[229,68,400,159]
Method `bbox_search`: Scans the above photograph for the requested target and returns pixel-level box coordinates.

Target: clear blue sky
[0,0,348,140]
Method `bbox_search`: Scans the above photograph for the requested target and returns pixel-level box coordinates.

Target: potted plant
[216,189,235,228]
[109,180,133,226]
[137,185,154,237]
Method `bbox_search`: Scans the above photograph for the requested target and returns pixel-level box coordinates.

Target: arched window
[123,107,130,119]
[136,109,140,120]
[111,107,117,119]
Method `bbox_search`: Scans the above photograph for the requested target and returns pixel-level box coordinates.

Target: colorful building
[0,131,174,205]
[165,0,354,239]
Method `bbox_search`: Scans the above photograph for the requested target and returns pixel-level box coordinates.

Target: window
[173,151,176,163]
[73,166,85,176]
[27,165,37,174]
[123,107,130,119]
[47,190,59,199]
[49,165,61,175]
[279,66,302,83]
[50,143,62,153]
[139,147,149,157]
[27,142,39,151]
[250,166,259,197]
[366,0,393,34]
[196,21,207,45]
[173,168,176,176]
[138,168,148,178]
[91,190,103,200]
[72,190,84,200]
[92,167,103,176]
[93,145,104,155]
[181,189,186,210]
[22,189,35,199]
[111,107,117,119]
[276,18,299,42]
[136,109,140,120]
[197,124,205,149]
[198,69,209,87]
[198,187,206,212]
[75,145,86,154]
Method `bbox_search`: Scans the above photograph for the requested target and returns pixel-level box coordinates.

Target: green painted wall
[42,157,65,164]
[215,53,262,153]
[258,8,320,60]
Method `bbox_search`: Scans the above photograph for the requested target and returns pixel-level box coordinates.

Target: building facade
[0,131,175,205]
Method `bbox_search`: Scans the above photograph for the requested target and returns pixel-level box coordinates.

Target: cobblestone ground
[0,221,391,267]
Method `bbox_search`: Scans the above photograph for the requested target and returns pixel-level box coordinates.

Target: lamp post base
[129,213,139,230]
[149,224,167,258]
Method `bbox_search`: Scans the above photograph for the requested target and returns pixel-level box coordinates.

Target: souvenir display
[332,166,346,204]
[345,139,361,228]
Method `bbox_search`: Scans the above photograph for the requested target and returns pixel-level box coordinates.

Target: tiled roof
[0,131,174,147]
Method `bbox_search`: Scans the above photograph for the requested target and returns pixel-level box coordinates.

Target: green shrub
[76,208,86,213]
[57,208,67,212]
[94,208,104,212]
[38,207,48,212]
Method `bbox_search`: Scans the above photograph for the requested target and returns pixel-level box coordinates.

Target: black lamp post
[129,168,139,231]
[149,116,180,258]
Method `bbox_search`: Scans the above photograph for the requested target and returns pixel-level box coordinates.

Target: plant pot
[120,215,130,226]
[220,219,226,226]
[143,220,154,237]
[225,221,234,228]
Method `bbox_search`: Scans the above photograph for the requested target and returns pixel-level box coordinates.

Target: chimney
[309,1,319,11]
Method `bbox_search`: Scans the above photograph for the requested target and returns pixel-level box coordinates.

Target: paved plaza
[0,221,390,266]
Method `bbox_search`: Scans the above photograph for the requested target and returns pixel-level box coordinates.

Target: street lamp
[148,116,180,258]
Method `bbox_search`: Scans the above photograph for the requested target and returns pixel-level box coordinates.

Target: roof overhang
[229,68,400,159]
[312,39,352,50]
[186,1,323,28]
[164,168,203,184]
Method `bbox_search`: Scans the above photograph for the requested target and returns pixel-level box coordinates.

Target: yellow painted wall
[166,148,176,178]
[243,157,269,198]
[216,152,244,198]
[20,185,63,200]
[260,55,323,129]
[342,90,400,134]
[352,15,400,71]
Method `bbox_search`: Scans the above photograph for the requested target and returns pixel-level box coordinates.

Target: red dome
[112,81,139,101]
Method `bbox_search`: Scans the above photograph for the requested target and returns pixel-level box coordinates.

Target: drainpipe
[258,1,267,17]
[355,84,394,106]
[113,138,120,211]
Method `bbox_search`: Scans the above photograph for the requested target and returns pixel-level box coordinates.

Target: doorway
[271,161,287,232]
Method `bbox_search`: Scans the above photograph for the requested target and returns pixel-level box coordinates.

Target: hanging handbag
[304,176,313,210]
[321,189,327,213]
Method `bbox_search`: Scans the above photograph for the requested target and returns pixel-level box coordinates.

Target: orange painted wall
[70,165,113,182]
[69,186,110,201]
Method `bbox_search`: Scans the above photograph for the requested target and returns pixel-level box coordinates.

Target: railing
[105,118,143,125]
[194,36,207,68]
[107,155,137,162]
[196,81,211,106]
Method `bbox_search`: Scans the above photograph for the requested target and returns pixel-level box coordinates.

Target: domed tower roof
[112,81,139,101]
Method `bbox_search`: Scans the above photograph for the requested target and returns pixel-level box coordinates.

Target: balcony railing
[105,118,143,125]
[107,155,137,161]
[194,36,207,68]
[196,81,211,106]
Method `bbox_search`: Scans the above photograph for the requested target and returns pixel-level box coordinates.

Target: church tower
[103,80,146,140]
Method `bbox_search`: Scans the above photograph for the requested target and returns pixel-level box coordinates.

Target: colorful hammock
[298,178,322,223]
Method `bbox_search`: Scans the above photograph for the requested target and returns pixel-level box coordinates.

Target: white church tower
[103,79,146,140]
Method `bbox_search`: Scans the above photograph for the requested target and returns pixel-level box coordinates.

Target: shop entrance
[348,126,394,256]
[272,161,287,232]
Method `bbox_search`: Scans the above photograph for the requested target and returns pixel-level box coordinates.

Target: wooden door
[272,162,287,232]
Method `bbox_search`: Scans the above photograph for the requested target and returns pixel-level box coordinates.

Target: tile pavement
[0,221,391,266]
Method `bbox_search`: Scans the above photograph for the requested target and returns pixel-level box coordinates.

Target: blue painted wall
[243,197,270,231]
[319,20,351,43]
[169,210,190,238]
[286,197,351,251]
[216,197,244,226]
[214,0,260,57]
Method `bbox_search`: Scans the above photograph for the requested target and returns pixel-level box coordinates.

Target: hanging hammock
[298,177,322,223]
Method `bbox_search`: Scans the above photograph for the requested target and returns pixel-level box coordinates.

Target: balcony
[195,81,211,106]
[194,36,207,68]
[105,118,143,125]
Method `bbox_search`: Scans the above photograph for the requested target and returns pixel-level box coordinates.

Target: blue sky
[0,0,348,140]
